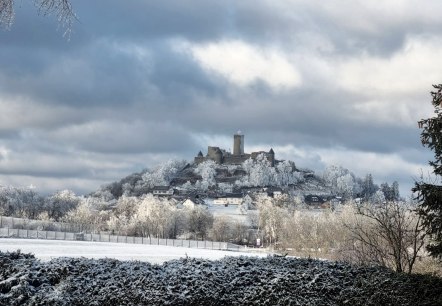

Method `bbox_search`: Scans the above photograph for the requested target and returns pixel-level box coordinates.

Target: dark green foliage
[413,84,442,259]
[381,181,400,201]
[362,174,378,200]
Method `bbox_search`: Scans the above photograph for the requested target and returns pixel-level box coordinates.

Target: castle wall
[223,154,251,165]
[194,156,205,164]
[194,134,276,166]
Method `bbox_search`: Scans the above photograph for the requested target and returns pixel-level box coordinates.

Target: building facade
[194,132,275,166]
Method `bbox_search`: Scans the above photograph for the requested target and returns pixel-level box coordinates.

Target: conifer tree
[413,84,442,259]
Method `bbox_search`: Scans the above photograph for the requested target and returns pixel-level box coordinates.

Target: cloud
[45,120,197,154]
[0,0,440,196]
[335,36,442,95]
[179,40,301,90]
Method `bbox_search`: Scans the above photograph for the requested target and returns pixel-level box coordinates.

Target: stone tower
[268,148,275,167]
[233,131,244,155]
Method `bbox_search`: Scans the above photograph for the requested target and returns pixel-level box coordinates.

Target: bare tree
[210,216,231,242]
[345,202,426,274]
[0,0,76,35]
[186,206,213,240]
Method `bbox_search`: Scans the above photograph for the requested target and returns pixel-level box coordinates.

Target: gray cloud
[0,0,439,194]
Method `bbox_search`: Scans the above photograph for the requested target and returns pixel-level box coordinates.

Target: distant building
[265,187,283,197]
[182,198,204,209]
[152,186,175,196]
[304,194,337,209]
[213,193,243,206]
[194,131,275,166]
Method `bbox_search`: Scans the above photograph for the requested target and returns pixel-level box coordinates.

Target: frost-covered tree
[44,190,80,221]
[237,196,251,215]
[62,197,109,233]
[210,216,231,242]
[141,159,186,189]
[238,154,277,187]
[0,185,44,218]
[392,181,400,201]
[256,194,287,246]
[323,165,349,189]
[323,165,361,199]
[275,160,298,186]
[362,174,378,201]
[336,174,356,200]
[130,195,178,238]
[0,0,76,34]
[371,190,386,204]
[186,206,213,240]
[194,160,217,191]
[378,182,400,202]
[413,84,442,259]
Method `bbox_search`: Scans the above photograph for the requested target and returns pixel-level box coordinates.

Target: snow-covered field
[0,238,267,264]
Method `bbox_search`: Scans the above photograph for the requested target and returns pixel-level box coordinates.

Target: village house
[304,194,339,210]
[213,193,243,206]
[265,187,283,198]
[181,197,206,209]
[152,186,175,196]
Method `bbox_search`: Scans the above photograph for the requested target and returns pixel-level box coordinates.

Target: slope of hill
[93,157,328,200]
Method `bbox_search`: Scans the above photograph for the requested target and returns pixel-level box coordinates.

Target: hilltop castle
[194,132,275,166]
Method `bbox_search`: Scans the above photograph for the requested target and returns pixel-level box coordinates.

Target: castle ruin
[194,132,275,166]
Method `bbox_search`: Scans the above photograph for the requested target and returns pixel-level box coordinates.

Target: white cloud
[177,40,302,91]
[335,36,442,95]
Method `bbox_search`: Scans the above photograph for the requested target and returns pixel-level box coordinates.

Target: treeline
[322,165,400,201]
[0,187,79,220]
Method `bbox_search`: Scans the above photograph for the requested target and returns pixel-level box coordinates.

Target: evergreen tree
[380,182,393,201]
[413,84,442,259]
[362,174,377,200]
[392,181,400,201]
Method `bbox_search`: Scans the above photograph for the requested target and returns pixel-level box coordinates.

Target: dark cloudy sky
[1,0,441,196]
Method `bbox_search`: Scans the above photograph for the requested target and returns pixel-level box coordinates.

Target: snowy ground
[0,238,267,264]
